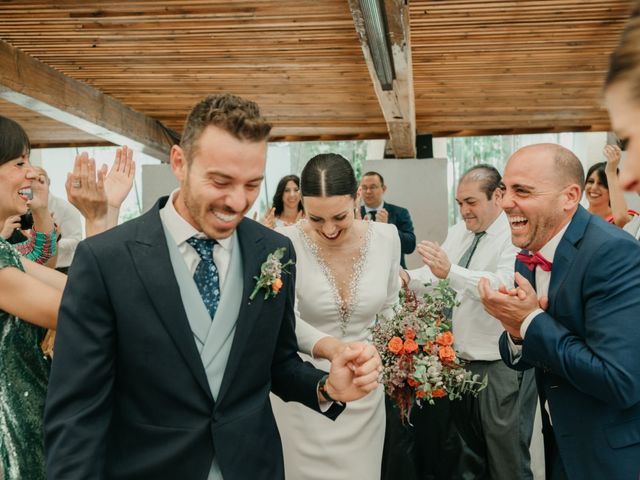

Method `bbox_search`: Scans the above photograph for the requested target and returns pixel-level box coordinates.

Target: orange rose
[416,389,426,399]
[271,278,283,293]
[438,345,456,363]
[436,331,454,346]
[403,339,418,354]
[388,336,404,355]
[407,377,420,388]
[432,388,446,398]
[404,327,416,340]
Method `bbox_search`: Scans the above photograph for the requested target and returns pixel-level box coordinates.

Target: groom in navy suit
[44,94,381,479]
[479,144,640,479]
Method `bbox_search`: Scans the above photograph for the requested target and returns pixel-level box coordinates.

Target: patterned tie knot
[186,236,220,320]
[186,236,217,262]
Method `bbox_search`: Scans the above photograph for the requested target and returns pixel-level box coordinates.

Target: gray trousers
[464,360,537,480]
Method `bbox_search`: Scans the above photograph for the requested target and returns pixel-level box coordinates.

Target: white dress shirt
[159,189,234,289]
[508,222,569,358]
[49,193,83,268]
[407,212,518,361]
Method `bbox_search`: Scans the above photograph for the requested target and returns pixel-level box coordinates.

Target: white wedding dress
[271,220,401,480]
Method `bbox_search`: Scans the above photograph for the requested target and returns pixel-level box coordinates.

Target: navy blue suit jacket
[499,206,640,479]
[45,198,342,480]
[361,202,415,268]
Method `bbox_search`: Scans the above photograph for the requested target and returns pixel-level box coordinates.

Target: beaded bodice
[297,222,373,335]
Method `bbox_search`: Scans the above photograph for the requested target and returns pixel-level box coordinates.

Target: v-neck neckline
[297,221,373,335]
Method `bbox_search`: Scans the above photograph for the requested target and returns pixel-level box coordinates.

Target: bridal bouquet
[372,281,487,422]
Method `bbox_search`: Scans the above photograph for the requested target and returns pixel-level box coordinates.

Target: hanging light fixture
[358,0,395,90]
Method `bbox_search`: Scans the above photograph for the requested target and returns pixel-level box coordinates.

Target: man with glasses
[360,171,415,268]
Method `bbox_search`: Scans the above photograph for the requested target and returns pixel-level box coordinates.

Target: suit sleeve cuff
[521,308,543,338]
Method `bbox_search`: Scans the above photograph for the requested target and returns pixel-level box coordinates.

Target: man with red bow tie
[479,143,640,480]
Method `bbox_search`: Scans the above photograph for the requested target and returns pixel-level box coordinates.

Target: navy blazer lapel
[216,219,267,404]
[547,206,590,314]
[515,254,535,289]
[128,198,213,401]
[383,202,394,223]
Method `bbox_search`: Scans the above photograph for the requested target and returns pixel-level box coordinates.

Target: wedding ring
[71,179,81,188]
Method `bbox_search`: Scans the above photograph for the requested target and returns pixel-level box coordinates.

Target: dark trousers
[381,361,537,480]
[463,361,537,480]
[381,396,484,480]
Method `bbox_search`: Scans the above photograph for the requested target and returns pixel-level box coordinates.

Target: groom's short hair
[180,93,272,161]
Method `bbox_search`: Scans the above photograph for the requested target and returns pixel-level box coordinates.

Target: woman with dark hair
[260,174,304,228]
[0,115,134,479]
[270,153,401,480]
[273,174,303,227]
[584,145,637,226]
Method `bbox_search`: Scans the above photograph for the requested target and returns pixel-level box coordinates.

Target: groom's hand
[322,344,381,403]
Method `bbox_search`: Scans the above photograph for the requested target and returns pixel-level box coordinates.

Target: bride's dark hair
[300,153,358,199]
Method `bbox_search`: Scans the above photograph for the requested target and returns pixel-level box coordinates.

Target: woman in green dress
[0,115,134,479]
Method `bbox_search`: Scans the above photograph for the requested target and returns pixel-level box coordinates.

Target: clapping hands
[104,146,135,209]
[66,146,136,235]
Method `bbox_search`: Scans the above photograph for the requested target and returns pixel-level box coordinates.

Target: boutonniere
[250,247,294,300]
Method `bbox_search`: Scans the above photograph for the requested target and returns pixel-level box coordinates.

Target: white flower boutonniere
[250,247,294,300]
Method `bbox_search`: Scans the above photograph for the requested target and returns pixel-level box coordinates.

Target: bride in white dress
[270,153,401,480]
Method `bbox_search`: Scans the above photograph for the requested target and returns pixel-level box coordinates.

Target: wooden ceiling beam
[0,39,175,161]
[349,0,416,158]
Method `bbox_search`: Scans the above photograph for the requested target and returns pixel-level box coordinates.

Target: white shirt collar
[363,201,384,212]
[538,220,570,262]
[160,189,234,251]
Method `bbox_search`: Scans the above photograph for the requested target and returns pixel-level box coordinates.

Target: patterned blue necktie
[186,236,220,320]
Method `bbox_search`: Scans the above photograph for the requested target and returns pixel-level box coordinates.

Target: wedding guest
[479,143,640,479]
[271,153,401,480]
[605,1,640,195]
[0,115,133,480]
[44,94,381,480]
[261,174,304,228]
[3,167,57,265]
[395,165,535,480]
[584,145,637,227]
[360,171,416,268]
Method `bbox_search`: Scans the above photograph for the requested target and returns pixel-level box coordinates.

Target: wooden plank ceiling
[0,0,633,152]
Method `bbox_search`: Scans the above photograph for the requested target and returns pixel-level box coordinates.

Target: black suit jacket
[361,201,416,268]
[45,197,342,479]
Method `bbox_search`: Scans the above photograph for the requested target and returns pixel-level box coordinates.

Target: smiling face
[605,80,640,193]
[171,125,266,240]
[282,180,301,210]
[360,174,386,208]
[455,180,503,233]
[584,169,610,209]
[303,194,356,246]
[0,152,35,220]
[501,145,581,252]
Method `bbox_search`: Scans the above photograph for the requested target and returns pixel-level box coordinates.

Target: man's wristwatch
[509,333,524,345]
[318,374,337,402]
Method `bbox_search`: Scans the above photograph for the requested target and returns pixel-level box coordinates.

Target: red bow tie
[516,251,553,272]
